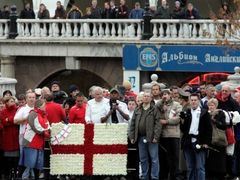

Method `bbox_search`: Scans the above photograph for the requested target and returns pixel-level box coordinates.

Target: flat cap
[178,88,190,97]
[110,88,120,94]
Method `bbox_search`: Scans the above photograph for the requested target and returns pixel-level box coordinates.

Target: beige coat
[156,99,182,138]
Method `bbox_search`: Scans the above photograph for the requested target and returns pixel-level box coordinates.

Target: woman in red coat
[1,96,19,179]
[0,97,5,179]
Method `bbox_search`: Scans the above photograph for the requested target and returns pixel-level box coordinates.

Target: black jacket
[1,11,10,19]
[20,8,35,19]
[180,108,212,148]
[217,94,240,112]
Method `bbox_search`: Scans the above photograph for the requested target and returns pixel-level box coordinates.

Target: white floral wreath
[51,124,72,145]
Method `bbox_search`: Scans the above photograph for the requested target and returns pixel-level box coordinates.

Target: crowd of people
[0,0,232,20]
[0,79,240,180]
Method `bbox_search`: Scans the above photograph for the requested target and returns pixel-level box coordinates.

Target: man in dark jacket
[171,1,184,19]
[19,3,35,19]
[117,0,129,19]
[154,0,171,19]
[50,81,68,105]
[110,0,118,18]
[185,3,200,19]
[91,0,102,19]
[216,85,240,112]
[54,1,66,19]
[129,91,161,180]
[180,93,212,180]
[1,5,10,19]
[101,2,111,19]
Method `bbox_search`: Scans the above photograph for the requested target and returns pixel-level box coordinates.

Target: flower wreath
[51,124,72,145]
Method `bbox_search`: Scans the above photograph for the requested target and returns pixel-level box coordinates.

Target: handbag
[225,127,235,145]
[225,112,236,145]
[211,124,228,147]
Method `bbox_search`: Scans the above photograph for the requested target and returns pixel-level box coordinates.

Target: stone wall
[15,56,65,94]
[14,56,123,95]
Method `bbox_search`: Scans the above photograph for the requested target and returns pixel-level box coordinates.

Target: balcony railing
[16,19,142,40]
[150,19,240,43]
[0,20,9,39]
[0,19,239,44]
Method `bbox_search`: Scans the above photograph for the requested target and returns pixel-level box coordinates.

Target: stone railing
[16,19,142,40]
[0,19,9,39]
[150,19,240,43]
[0,19,239,44]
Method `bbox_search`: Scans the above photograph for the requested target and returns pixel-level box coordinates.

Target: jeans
[138,136,159,180]
[22,167,35,179]
[183,143,206,180]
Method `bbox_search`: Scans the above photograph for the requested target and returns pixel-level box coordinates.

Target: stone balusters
[16,19,142,40]
[150,19,238,43]
[0,20,10,39]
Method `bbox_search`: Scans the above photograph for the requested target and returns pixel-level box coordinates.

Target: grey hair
[93,86,103,95]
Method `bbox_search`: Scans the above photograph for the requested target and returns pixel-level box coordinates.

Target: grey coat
[129,103,162,143]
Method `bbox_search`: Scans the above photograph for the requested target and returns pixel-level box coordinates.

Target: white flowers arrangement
[51,123,84,145]
[50,123,128,175]
[93,123,128,145]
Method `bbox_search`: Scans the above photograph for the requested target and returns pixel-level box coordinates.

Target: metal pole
[9,5,18,39]
[142,0,153,40]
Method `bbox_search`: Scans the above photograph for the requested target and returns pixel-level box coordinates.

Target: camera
[110,99,118,110]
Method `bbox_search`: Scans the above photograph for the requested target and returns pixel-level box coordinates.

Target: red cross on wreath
[51,123,128,175]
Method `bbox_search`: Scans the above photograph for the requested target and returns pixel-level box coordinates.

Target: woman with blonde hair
[206,98,227,180]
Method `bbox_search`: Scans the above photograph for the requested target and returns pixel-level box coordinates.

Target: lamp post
[9,5,18,39]
[142,0,153,40]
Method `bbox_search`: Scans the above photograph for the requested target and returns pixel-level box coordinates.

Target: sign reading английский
[123,45,240,72]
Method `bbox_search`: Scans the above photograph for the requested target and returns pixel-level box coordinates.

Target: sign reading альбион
[123,45,240,72]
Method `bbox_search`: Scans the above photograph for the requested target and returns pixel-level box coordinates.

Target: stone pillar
[0,56,16,78]
[65,57,80,70]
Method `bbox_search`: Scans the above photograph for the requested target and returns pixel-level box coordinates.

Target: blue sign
[123,45,240,72]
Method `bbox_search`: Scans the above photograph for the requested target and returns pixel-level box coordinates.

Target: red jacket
[45,101,66,124]
[0,110,3,150]
[69,103,86,124]
[1,105,19,151]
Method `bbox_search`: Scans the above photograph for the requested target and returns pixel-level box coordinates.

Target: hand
[160,119,167,125]
[44,130,50,140]
[101,117,107,123]
[131,139,135,144]
[152,138,158,143]
[112,104,118,111]
[202,144,208,148]
[5,118,8,122]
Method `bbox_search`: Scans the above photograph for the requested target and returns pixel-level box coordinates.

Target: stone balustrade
[0,19,239,44]
[150,19,240,43]
[16,19,142,40]
[0,19,9,39]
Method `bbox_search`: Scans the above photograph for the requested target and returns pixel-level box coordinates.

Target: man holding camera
[101,88,129,123]
[180,93,212,180]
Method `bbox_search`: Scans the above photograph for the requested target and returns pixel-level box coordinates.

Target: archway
[38,69,111,96]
